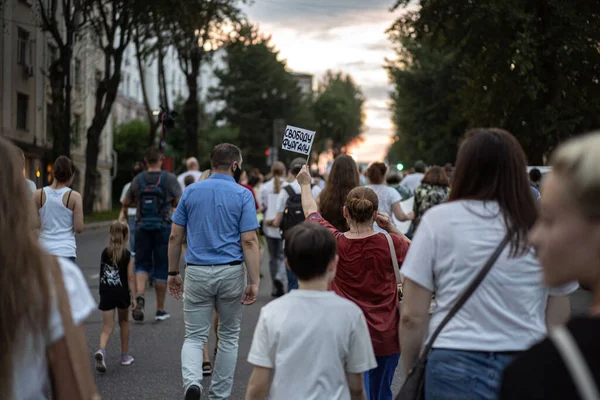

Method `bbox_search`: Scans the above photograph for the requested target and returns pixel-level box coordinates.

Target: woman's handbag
[48,258,101,400]
[396,231,513,400]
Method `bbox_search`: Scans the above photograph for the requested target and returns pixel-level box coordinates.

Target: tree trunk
[184,72,199,157]
[158,47,169,108]
[82,124,101,214]
[82,76,120,215]
[49,59,67,161]
[133,35,159,146]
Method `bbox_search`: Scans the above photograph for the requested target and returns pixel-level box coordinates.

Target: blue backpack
[137,171,167,230]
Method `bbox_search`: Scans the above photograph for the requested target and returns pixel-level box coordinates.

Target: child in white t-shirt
[246,222,377,400]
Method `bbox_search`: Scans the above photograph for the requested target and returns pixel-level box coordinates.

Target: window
[47,44,58,70]
[74,58,82,86]
[17,93,29,130]
[17,28,30,65]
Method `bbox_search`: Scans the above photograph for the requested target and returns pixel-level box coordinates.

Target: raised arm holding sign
[282,126,316,159]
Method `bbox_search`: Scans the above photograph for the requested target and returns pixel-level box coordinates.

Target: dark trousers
[364,353,400,400]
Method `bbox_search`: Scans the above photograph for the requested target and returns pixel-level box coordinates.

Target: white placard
[281,125,316,156]
[392,196,414,234]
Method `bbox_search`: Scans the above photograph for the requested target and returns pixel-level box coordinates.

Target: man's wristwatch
[168,271,180,276]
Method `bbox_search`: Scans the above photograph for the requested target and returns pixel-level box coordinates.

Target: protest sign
[281,125,315,156]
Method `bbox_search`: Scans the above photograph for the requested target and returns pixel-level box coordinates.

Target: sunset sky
[243,0,407,162]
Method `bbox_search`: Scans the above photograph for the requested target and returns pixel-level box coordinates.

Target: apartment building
[1,0,114,210]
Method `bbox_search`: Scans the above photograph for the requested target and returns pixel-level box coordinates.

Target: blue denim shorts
[134,226,171,282]
[425,348,520,400]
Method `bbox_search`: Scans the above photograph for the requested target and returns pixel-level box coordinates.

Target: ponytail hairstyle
[108,220,129,264]
[345,187,379,224]
[271,161,286,194]
[53,155,76,183]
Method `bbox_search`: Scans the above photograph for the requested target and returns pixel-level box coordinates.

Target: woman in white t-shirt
[365,162,413,232]
[259,161,288,297]
[399,128,578,399]
[0,137,96,399]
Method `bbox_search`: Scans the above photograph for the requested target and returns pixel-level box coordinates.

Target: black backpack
[280,185,309,236]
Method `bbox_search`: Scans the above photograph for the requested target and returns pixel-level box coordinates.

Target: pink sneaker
[120,354,135,366]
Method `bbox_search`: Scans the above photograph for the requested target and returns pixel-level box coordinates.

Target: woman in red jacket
[297,165,410,400]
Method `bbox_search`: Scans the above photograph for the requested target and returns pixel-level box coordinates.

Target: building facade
[1,0,114,210]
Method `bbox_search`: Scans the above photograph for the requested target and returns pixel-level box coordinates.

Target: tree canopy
[387,0,600,166]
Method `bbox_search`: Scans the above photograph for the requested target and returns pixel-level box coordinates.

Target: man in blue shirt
[167,143,260,400]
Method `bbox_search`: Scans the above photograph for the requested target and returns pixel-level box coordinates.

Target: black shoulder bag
[396,231,513,400]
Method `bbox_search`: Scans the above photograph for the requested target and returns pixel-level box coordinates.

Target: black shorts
[98,292,131,311]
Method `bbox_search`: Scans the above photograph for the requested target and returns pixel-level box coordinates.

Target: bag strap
[420,230,513,357]
[550,325,600,400]
[50,257,99,399]
[283,185,295,199]
[383,232,401,284]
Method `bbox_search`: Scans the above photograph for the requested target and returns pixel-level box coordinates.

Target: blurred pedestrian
[400,128,578,399]
[167,143,260,400]
[529,167,542,190]
[501,132,600,399]
[410,166,450,232]
[318,154,360,232]
[122,147,182,323]
[35,156,84,263]
[0,137,97,399]
[119,161,145,255]
[365,162,413,233]
[386,173,412,202]
[19,149,37,193]
[400,160,426,192]
[259,161,288,297]
[246,222,376,399]
[94,221,136,373]
[177,157,202,192]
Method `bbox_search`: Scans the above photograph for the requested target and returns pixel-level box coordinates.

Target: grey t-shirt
[128,171,182,223]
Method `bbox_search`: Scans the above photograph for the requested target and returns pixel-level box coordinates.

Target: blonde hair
[0,138,51,395]
[271,161,286,194]
[198,170,212,181]
[108,221,129,264]
[551,131,600,220]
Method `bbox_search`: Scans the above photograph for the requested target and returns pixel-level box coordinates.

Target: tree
[81,0,140,214]
[387,1,600,165]
[35,0,85,159]
[211,24,307,169]
[165,0,247,158]
[112,120,148,204]
[312,71,365,157]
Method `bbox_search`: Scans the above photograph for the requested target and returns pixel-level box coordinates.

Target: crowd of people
[1,126,600,400]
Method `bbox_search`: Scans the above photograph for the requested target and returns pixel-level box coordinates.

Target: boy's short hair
[284,222,337,280]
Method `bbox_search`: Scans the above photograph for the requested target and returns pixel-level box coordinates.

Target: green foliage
[312,71,365,154]
[211,24,308,169]
[112,120,148,204]
[387,0,600,165]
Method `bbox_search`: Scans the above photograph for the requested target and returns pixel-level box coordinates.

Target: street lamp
[64,8,82,158]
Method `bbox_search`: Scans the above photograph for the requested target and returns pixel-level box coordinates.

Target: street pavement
[77,227,592,400]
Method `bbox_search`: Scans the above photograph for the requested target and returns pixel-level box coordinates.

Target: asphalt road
[77,227,592,400]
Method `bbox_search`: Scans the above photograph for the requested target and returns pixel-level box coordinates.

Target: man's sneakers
[184,384,202,400]
[155,310,171,321]
[94,349,107,373]
[120,354,135,366]
[132,295,145,322]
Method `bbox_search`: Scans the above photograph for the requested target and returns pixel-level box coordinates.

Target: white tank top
[39,186,77,258]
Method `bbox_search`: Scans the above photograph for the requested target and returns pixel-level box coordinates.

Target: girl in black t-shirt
[93,221,136,373]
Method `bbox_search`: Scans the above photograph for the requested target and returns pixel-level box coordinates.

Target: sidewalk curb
[84,221,113,231]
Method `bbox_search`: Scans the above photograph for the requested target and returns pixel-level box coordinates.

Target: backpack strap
[283,185,295,198]
[66,190,73,209]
